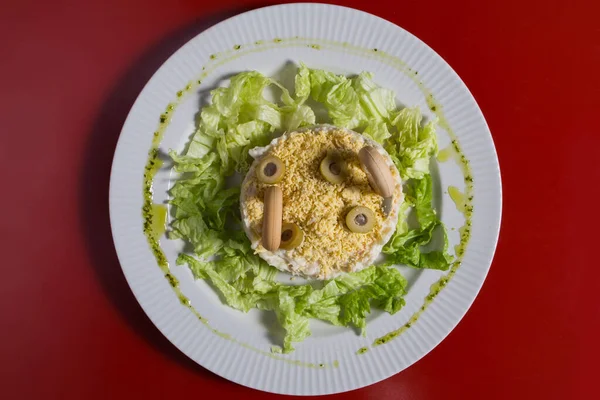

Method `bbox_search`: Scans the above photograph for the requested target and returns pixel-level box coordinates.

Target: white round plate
[109,3,501,396]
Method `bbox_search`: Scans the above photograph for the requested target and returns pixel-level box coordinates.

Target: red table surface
[2,0,599,398]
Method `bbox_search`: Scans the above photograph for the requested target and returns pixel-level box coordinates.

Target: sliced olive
[280,222,304,250]
[257,155,285,184]
[320,154,347,184]
[346,206,376,233]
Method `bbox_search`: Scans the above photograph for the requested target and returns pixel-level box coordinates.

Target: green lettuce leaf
[383,175,453,270]
[299,281,342,326]
[385,107,438,180]
[304,67,398,142]
[177,254,262,312]
[272,285,312,353]
[336,266,407,332]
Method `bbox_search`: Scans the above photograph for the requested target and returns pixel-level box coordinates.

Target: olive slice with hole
[280,222,304,250]
[320,154,346,184]
[346,206,376,233]
[257,155,285,184]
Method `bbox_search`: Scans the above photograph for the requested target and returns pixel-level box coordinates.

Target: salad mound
[169,64,452,353]
[240,126,403,280]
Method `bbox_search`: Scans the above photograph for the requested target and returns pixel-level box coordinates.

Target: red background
[2,0,599,399]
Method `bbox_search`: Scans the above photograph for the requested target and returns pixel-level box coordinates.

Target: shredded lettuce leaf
[168,65,452,352]
[382,175,453,270]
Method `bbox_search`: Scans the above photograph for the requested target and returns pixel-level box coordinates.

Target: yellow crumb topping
[242,128,399,277]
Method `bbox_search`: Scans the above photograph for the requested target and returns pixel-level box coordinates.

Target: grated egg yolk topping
[242,128,400,278]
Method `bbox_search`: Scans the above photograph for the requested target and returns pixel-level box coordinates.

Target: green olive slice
[346,206,376,233]
[320,154,346,184]
[257,155,285,184]
[280,222,304,250]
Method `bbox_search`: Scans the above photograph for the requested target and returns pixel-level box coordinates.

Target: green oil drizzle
[455,224,472,258]
[140,35,476,362]
[448,186,466,214]
[141,98,207,324]
[142,150,167,271]
[437,145,454,163]
[151,204,167,238]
